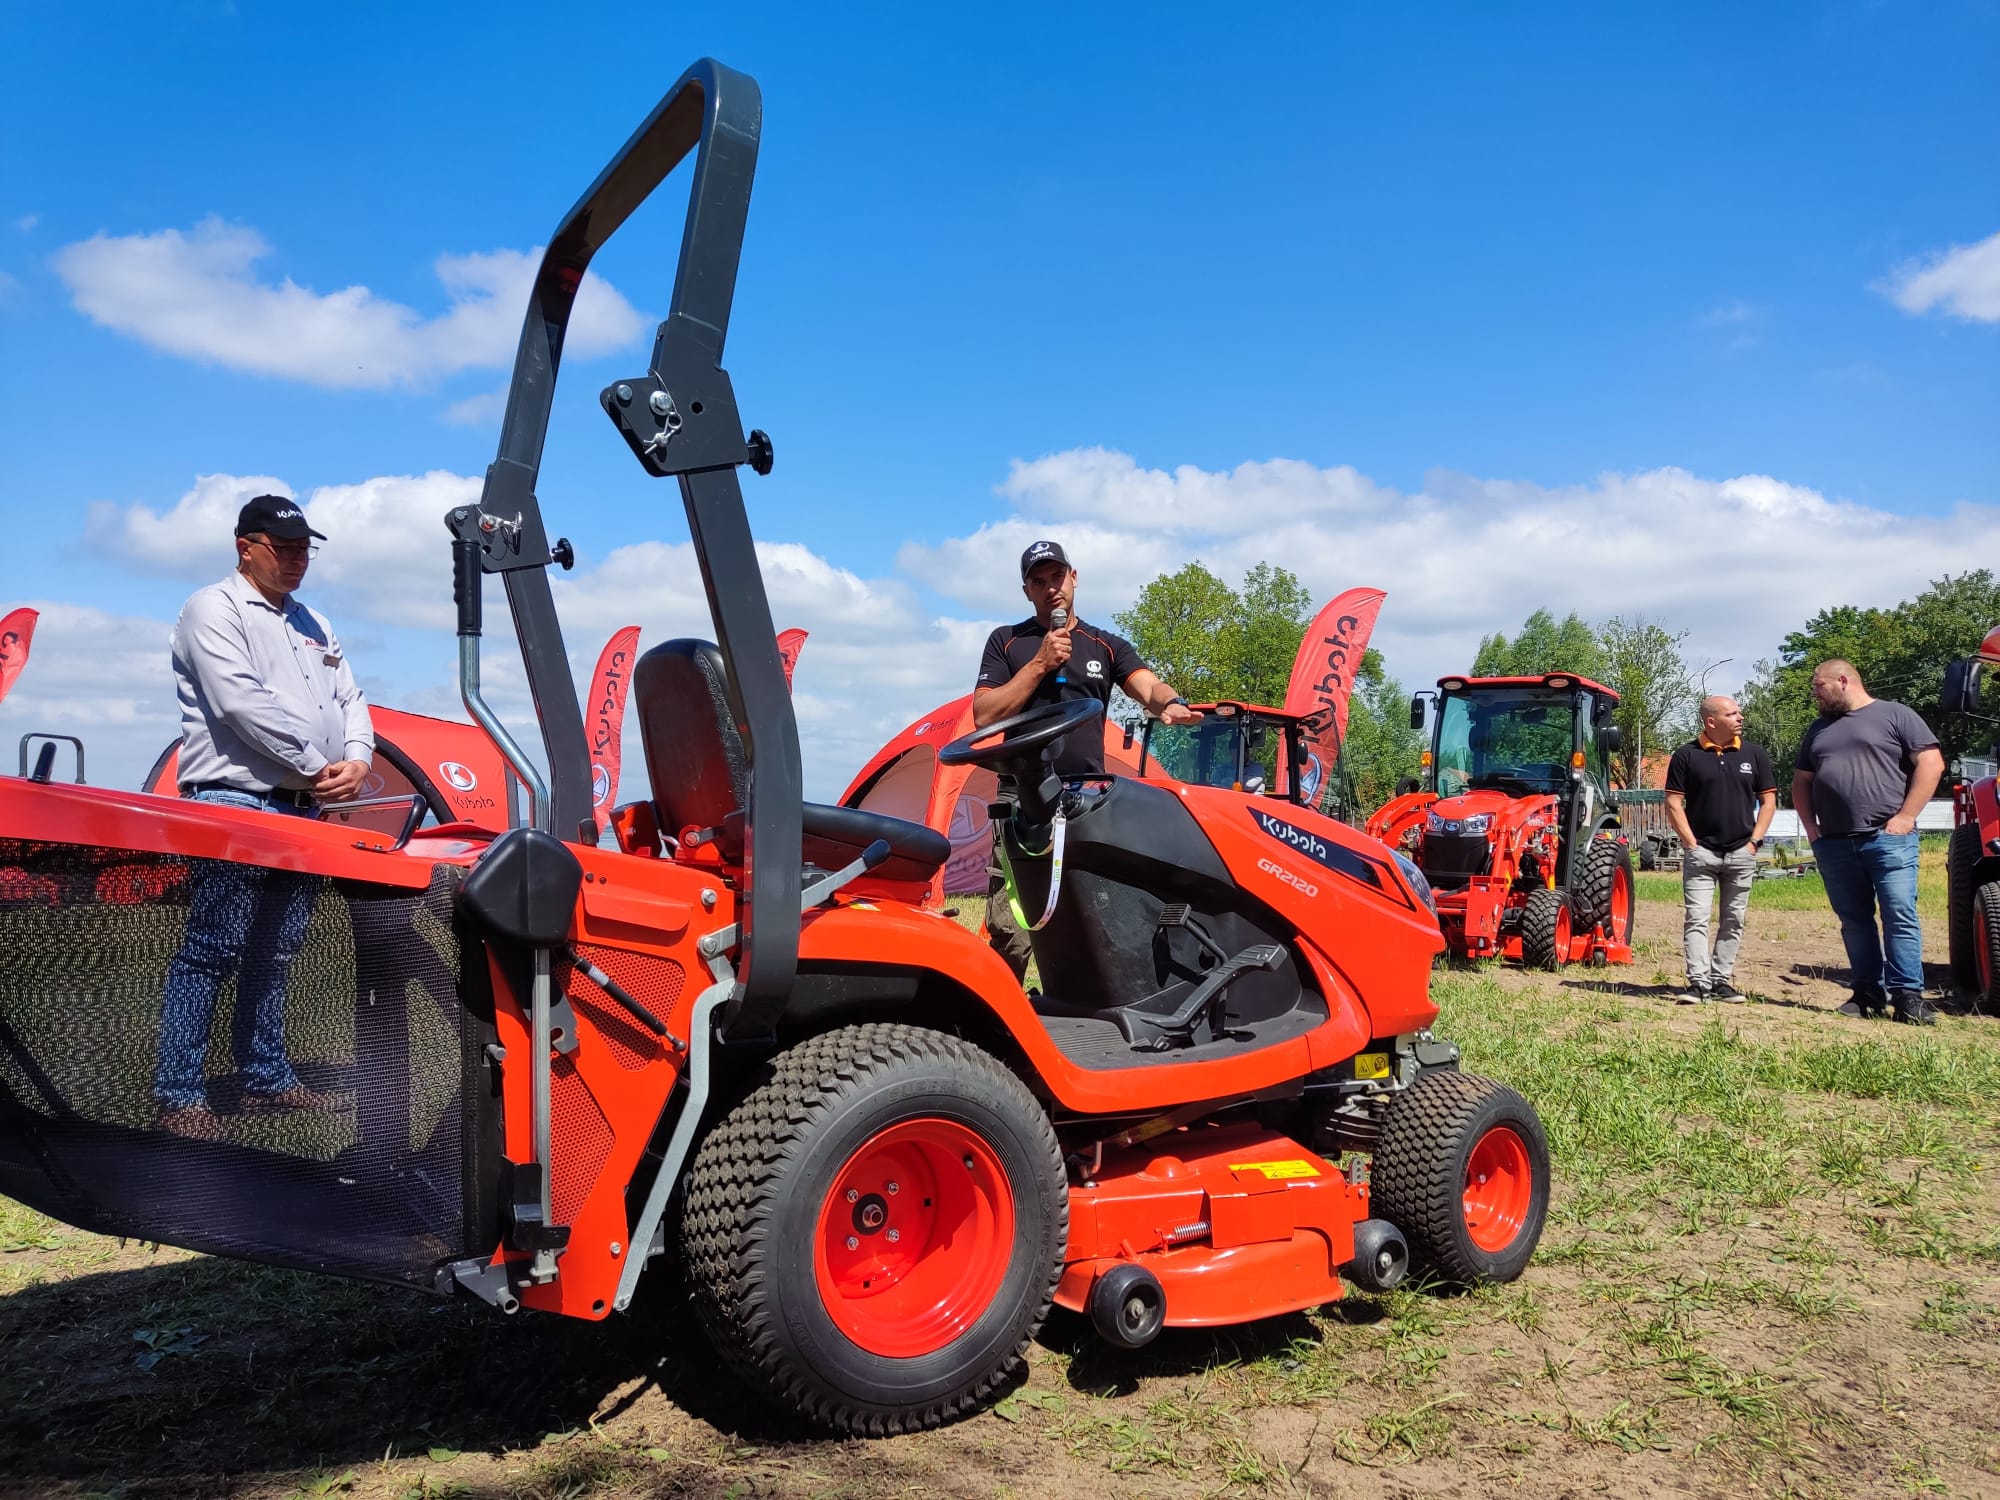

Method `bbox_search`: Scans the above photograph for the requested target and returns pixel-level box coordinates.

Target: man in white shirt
[155,494,373,1138]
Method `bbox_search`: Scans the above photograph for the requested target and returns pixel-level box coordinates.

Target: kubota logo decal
[439,761,478,793]
[1246,806,1408,905]
[591,763,611,805]
[359,772,386,798]
[1253,808,1329,861]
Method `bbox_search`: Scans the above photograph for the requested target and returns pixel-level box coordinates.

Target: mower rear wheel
[680,1023,1066,1435]
[1570,837,1635,948]
[1973,880,2000,1015]
[1948,824,1985,994]
[1520,887,1570,970]
[1369,1070,1550,1286]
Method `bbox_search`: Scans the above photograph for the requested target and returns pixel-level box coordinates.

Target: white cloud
[52,218,649,389]
[904,448,2000,705]
[59,448,2000,802]
[1879,229,2000,323]
[441,386,507,428]
[14,214,38,234]
[0,602,178,791]
[1701,298,1765,349]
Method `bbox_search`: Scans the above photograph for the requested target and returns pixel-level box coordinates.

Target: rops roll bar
[446,59,801,1030]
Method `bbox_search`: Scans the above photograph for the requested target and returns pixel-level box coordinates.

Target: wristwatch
[1169,696,1188,707]
[1750,838,1763,850]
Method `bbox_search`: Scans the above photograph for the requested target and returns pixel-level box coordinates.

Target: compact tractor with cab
[1944,626,2000,1012]
[1366,673,1636,969]
[0,63,1550,1435]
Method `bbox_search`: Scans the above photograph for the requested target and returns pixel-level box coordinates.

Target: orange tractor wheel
[1368,1070,1550,1286]
[680,1024,1066,1436]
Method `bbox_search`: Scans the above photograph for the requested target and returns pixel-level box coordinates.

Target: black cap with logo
[1020,539,1069,579]
[235,494,326,541]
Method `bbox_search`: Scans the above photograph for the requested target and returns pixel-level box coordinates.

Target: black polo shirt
[1664,737,1777,853]
[977,616,1147,776]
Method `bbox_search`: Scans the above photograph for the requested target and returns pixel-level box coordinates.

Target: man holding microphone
[972,540,1200,979]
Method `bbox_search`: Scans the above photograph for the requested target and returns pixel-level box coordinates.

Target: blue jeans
[155,789,320,1110]
[1813,830,1922,997]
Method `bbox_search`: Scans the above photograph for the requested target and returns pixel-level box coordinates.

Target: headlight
[1426,811,1493,836]
[1393,851,1438,917]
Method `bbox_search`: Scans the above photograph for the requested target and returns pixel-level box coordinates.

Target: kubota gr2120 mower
[0,62,1550,1436]
[1366,673,1636,969]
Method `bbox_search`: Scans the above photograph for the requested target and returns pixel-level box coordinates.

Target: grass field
[1631,832,1953,917]
[2,875,1997,1499]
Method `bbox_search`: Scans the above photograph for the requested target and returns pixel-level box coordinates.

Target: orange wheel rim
[1463,1126,1534,1253]
[1609,864,1632,940]
[813,1118,1015,1358]
[1554,903,1571,953]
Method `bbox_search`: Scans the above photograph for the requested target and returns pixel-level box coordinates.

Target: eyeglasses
[250,537,319,560]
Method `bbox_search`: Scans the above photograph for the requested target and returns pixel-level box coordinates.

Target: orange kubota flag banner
[1282,587,1387,810]
[587,626,643,828]
[777,628,809,689]
[0,608,38,707]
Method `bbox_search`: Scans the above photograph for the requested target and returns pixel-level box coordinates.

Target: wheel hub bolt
[846,1188,859,1202]
[845,1235,858,1250]
[886,1182,899,1195]
[887,1229,900,1244]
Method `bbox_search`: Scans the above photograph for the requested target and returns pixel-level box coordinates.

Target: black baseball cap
[1020,539,1069,579]
[235,494,326,541]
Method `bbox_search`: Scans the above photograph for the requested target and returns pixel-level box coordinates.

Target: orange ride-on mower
[1943,626,2000,1013]
[0,62,1550,1436]
[1366,673,1636,969]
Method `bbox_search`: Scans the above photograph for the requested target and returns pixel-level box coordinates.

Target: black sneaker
[1675,982,1711,1005]
[1890,989,1937,1027]
[1837,992,1887,1019]
[1709,980,1747,1004]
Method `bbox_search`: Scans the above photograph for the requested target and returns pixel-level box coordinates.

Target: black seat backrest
[635,639,747,838]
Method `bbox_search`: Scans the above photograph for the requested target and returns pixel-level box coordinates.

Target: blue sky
[2,3,1996,797]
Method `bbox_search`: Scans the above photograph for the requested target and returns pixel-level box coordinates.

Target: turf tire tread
[1369,1070,1546,1286]
[679,1023,1063,1436]
[1520,887,1567,970]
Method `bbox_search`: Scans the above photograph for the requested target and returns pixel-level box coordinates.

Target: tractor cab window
[1434,690,1574,796]
[1144,713,1284,796]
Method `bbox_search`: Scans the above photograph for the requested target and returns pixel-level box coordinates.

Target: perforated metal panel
[0,839,487,1288]
[560,943,684,1072]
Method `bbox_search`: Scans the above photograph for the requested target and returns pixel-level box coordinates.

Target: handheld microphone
[1048,605,1069,685]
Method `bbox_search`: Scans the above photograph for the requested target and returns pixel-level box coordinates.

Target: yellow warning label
[1354,1051,1390,1080]
[1228,1159,1321,1180]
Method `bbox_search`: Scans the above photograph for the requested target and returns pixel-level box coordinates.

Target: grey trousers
[1682,844,1757,985]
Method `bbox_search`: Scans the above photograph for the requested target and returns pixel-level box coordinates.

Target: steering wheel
[939,698,1103,770]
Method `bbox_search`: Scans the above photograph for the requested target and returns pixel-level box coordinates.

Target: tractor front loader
[0,62,1553,1437]
[1367,673,1635,968]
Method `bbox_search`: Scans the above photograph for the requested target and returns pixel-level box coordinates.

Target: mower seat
[635,639,947,883]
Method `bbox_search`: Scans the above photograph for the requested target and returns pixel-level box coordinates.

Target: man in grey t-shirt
[1792,659,1944,1024]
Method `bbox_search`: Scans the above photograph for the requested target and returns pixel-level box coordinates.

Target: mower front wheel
[680,1023,1067,1435]
[1520,887,1570,970]
[1369,1070,1550,1286]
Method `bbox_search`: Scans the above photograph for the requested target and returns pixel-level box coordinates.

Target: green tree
[1114,560,1316,710]
[1597,615,1695,786]
[1743,572,2000,793]
[1237,562,1317,709]
[1470,609,1608,682]
[1113,561,1243,709]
